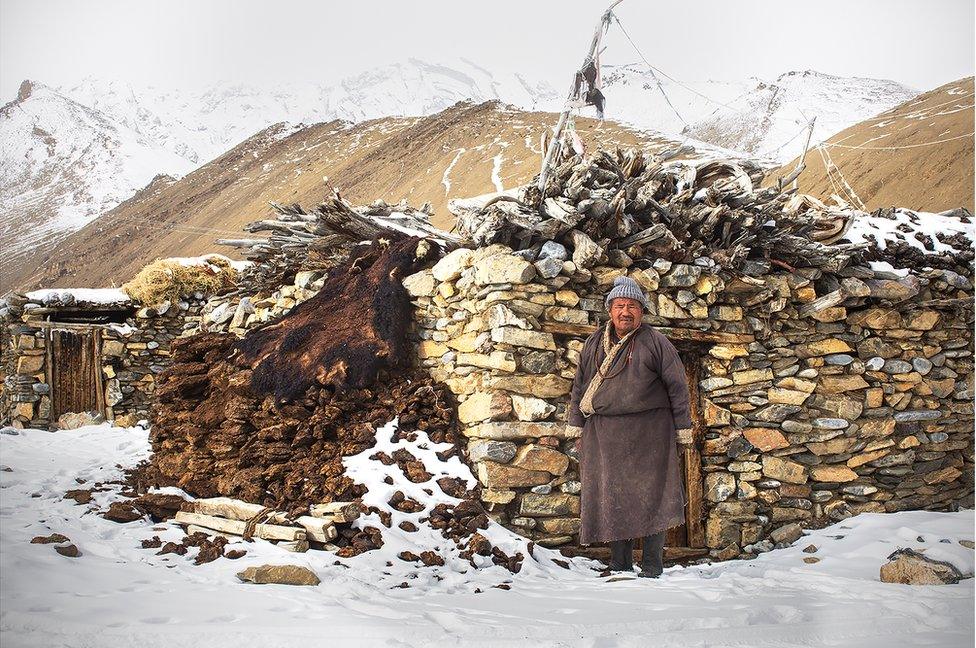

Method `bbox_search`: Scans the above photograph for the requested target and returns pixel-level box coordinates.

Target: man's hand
[676,427,694,445]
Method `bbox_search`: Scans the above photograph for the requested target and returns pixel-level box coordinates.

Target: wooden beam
[683,351,706,548]
[558,545,709,562]
[541,322,754,344]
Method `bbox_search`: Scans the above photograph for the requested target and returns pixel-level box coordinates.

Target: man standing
[567,275,693,578]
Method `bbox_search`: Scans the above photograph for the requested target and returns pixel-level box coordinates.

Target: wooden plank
[683,351,706,548]
[542,322,754,344]
[43,327,53,425]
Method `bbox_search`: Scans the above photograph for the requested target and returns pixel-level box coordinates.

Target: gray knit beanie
[605,275,648,311]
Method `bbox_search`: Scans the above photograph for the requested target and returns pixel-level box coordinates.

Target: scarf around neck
[579,322,640,418]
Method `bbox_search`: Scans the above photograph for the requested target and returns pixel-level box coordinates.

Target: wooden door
[667,348,705,548]
[50,329,99,419]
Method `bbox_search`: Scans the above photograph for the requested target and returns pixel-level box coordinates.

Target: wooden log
[174,511,306,542]
[186,524,240,542]
[278,539,310,553]
[309,502,361,523]
[613,223,667,249]
[293,515,337,543]
[192,497,271,521]
[191,497,337,542]
[798,288,847,317]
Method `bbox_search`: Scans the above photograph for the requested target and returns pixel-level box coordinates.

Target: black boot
[608,538,634,572]
[638,531,665,578]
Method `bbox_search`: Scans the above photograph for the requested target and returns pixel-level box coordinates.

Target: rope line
[816,144,867,210]
[822,132,974,151]
[611,14,689,127]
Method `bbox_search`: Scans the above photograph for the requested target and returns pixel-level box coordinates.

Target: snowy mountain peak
[0,79,194,288]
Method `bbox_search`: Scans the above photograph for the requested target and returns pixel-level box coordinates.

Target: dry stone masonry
[404,242,974,558]
[1,291,205,429]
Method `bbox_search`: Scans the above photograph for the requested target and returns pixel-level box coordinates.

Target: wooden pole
[791,116,817,191]
[537,0,623,197]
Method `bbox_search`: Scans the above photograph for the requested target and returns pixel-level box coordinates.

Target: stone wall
[404,243,975,558]
[1,296,204,429]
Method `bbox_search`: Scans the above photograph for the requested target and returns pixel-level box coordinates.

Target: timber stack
[172,497,361,554]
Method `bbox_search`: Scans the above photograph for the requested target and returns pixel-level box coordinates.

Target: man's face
[609,297,642,335]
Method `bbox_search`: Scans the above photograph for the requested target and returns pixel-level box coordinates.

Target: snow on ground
[846,208,976,255]
[1,423,973,648]
[171,254,251,273]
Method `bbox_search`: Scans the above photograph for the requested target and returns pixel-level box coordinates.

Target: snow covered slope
[0,81,193,287]
[1,422,973,648]
[683,70,918,162]
[599,66,919,163]
[57,58,560,167]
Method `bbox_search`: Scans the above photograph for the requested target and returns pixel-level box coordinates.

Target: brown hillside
[18,101,676,290]
[773,77,974,213]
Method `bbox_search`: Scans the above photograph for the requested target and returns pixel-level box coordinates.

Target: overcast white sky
[1,0,973,100]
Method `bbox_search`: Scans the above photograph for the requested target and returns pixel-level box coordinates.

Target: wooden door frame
[45,325,106,423]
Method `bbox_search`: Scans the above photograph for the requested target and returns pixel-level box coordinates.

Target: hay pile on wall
[122,255,239,305]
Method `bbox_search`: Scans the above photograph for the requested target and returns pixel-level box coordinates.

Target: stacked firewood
[218,194,461,292]
[172,497,361,553]
[449,148,873,274]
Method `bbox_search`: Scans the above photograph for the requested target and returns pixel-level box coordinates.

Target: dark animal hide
[233,236,438,401]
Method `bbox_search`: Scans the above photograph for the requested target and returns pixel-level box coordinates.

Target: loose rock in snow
[55,544,81,558]
[880,548,970,585]
[236,564,321,586]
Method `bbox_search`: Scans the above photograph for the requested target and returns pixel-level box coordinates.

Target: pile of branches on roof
[450,147,871,274]
[218,193,461,293]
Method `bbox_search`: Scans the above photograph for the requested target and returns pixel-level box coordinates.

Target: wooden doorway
[49,328,102,420]
[639,346,705,557]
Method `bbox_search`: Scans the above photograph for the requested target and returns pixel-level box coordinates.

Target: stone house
[1,289,205,429]
[402,243,974,560]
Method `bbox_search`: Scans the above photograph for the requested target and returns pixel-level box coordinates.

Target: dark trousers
[608,530,665,574]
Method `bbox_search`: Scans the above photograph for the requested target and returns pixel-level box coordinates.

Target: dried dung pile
[139,234,484,559]
[144,331,457,514]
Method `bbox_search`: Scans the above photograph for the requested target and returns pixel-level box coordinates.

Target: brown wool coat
[568,323,692,544]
